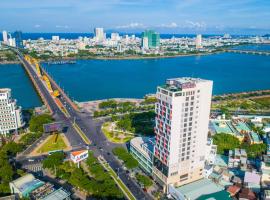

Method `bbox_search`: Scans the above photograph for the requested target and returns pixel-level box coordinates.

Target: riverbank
[77,89,270,116]
[37,51,223,63]
[0,60,20,64]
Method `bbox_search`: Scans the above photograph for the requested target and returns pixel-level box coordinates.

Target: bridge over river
[13,49,151,200]
[225,49,270,56]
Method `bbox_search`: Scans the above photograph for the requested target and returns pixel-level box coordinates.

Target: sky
[0,0,270,34]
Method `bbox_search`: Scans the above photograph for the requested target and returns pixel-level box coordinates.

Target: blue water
[232,44,270,52]
[42,52,270,102]
[1,52,270,108]
[0,64,41,108]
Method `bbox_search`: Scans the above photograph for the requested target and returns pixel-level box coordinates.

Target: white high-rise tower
[0,88,25,135]
[195,34,202,49]
[94,28,105,43]
[2,30,8,44]
[153,77,213,189]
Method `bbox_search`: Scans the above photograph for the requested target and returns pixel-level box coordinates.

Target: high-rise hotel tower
[153,78,213,188]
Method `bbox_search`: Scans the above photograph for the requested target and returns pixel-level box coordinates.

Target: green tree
[42,152,65,171]
[29,114,53,132]
[136,174,153,189]
[213,133,240,154]
[112,147,138,169]
[241,143,267,158]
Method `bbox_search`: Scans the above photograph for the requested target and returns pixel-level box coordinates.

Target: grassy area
[212,96,270,114]
[102,122,134,143]
[0,49,18,62]
[252,97,270,109]
[37,134,67,153]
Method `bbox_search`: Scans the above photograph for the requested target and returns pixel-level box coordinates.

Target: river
[0,52,270,109]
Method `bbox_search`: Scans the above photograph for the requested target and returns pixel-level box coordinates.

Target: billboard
[43,122,63,133]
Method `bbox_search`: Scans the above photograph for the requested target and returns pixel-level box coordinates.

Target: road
[16,50,152,200]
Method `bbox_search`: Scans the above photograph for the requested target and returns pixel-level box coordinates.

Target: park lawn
[252,97,270,109]
[37,134,67,153]
[102,122,134,144]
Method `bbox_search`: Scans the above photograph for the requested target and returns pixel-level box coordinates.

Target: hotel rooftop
[159,77,211,92]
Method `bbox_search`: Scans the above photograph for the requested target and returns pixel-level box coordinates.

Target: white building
[142,37,149,49]
[70,149,88,167]
[153,77,213,189]
[110,32,120,41]
[2,30,8,44]
[52,35,60,41]
[195,34,203,49]
[0,88,24,135]
[8,38,16,47]
[205,138,217,165]
[94,27,105,43]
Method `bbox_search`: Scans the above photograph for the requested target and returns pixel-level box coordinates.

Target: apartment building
[0,88,24,135]
[153,77,213,189]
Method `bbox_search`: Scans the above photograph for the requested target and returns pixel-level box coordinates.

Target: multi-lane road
[16,50,152,200]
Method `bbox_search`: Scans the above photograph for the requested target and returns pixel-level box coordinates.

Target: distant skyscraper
[2,30,8,44]
[195,34,202,49]
[111,32,120,41]
[94,28,105,43]
[8,38,16,47]
[153,78,213,189]
[0,88,24,135]
[14,31,23,48]
[142,30,160,49]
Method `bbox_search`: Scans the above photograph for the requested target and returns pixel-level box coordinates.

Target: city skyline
[0,0,270,34]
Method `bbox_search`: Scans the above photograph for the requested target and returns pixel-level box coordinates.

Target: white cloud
[158,22,178,28]
[34,24,41,28]
[184,20,206,29]
[55,25,70,29]
[115,22,146,29]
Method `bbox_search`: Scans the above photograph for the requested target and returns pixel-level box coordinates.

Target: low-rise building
[205,138,217,165]
[10,174,70,199]
[246,131,262,144]
[168,178,231,200]
[244,171,261,193]
[227,185,241,197]
[130,137,154,174]
[261,161,270,188]
[264,190,270,200]
[210,119,244,141]
[228,148,247,170]
[239,188,256,200]
[70,149,88,167]
[10,174,44,198]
